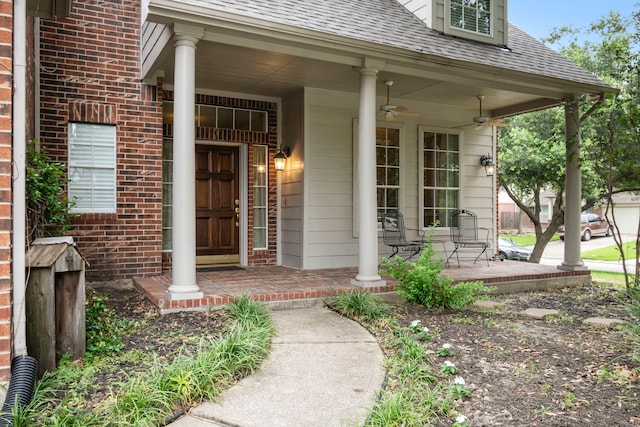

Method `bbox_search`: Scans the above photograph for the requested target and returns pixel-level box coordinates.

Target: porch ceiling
[156,39,552,126]
[144,0,615,123]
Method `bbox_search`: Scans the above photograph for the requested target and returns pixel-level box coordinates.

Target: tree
[499,11,640,287]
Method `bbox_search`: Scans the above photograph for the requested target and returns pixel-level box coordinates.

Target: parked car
[557,213,612,241]
[498,237,532,261]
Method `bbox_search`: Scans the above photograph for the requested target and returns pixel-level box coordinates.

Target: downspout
[13,0,28,357]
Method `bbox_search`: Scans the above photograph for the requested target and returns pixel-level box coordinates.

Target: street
[539,235,637,274]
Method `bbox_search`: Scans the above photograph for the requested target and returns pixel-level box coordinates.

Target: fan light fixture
[274,146,291,171]
[480,154,494,176]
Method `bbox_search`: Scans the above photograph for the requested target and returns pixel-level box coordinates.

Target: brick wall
[0,0,12,380]
[38,0,163,281]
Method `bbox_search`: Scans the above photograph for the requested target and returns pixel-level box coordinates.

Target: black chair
[381,211,424,260]
[448,209,490,266]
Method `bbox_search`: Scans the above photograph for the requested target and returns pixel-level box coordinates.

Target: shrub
[26,140,76,243]
[621,284,640,360]
[326,291,391,322]
[85,292,135,357]
[380,242,492,309]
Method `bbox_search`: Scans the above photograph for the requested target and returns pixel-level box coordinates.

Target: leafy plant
[620,284,640,359]
[85,292,135,357]
[326,291,392,324]
[25,139,76,243]
[12,294,276,426]
[380,242,492,309]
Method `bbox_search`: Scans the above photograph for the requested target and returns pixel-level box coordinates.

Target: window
[376,127,401,226]
[421,131,459,227]
[253,145,268,249]
[68,123,116,213]
[163,101,268,132]
[450,0,491,35]
[162,139,173,250]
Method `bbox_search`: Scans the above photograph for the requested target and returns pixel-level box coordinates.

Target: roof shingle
[169,0,611,90]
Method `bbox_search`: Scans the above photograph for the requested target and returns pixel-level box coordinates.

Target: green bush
[326,291,391,322]
[26,140,76,243]
[85,292,135,357]
[622,285,640,358]
[380,242,492,309]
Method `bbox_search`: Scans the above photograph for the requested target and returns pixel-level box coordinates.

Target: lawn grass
[590,271,629,288]
[582,242,637,261]
[499,233,560,246]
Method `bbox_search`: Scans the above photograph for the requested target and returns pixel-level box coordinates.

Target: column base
[165,286,204,301]
[351,275,386,288]
[557,262,588,272]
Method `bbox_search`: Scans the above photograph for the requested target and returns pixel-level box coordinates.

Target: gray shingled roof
[171,0,611,90]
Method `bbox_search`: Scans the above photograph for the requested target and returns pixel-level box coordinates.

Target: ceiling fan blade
[397,111,420,118]
[487,118,509,127]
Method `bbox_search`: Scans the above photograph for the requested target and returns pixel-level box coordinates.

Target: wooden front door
[195,145,240,264]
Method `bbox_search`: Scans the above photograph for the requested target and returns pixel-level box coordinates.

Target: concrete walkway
[168,307,386,427]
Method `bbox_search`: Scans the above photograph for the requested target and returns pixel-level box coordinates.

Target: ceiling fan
[379,81,420,121]
[471,95,509,130]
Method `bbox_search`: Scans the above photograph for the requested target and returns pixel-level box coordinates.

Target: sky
[509,1,637,43]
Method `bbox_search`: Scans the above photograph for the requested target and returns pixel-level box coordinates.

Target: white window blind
[68,123,116,213]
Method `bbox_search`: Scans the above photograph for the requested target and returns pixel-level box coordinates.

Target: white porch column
[559,95,587,271]
[352,66,385,287]
[166,32,204,299]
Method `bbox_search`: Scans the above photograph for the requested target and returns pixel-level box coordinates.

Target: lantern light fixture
[274,146,291,171]
[480,154,494,176]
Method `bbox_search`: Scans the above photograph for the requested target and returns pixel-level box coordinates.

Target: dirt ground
[397,284,639,427]
[94,283,639,426]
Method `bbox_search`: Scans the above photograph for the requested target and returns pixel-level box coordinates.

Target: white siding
[281,90,305,268]
[141,22,172,78]
[304,89,359,268]
[300,88,497,269]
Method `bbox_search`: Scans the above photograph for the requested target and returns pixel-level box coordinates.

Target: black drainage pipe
[0,355,38,426]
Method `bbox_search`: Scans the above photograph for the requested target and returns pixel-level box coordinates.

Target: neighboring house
[499,189,639,236]
[607,193,640,235]
[3,0,614,380]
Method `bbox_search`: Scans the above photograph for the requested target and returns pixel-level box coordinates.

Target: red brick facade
[39,0,279,281]
[0,0,12,380]
[39,0,164,281]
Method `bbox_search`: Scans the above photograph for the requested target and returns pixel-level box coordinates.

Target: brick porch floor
[133,260,591,313]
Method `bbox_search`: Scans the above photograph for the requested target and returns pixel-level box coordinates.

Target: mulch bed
[92,283,639,426]
[396,284,639,426]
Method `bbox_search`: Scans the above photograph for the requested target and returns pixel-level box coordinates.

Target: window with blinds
[68,123,116,213]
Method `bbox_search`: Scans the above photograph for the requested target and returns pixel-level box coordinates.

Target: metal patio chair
[448,209,490,266]
[382,211,425,260]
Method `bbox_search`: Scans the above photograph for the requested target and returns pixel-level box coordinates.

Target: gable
[398,0,508,46]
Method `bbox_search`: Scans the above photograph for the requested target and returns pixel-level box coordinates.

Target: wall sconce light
[480,154,494,176]
[274,146,291,171]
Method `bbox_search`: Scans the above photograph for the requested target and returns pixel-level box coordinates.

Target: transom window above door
[162,102,267,132]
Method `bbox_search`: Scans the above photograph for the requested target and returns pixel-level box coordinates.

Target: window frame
[352,120,405,236]
[375,125,403,230]
[161,138,173,251]
[446,0,493,39]
[252,145,268,250]
[418,126,462,229]
[68,122,117,214]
